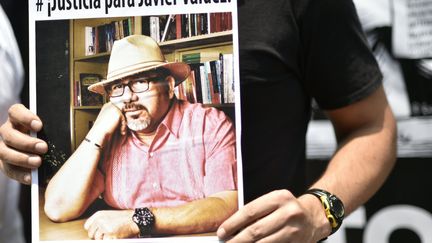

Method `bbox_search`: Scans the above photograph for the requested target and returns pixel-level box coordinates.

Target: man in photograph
[43,34,238,240]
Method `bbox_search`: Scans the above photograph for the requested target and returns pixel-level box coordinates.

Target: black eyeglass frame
[104,77,164,98]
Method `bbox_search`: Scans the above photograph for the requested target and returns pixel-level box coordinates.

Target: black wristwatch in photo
[305,188,345,236]
[132,207,155,237]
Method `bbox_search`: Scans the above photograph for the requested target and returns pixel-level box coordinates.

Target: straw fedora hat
[88,35,190,94]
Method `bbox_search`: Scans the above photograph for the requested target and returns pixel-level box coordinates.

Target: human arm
[44,102,126,222]
[306,85,396,213]
[83,190,238,239]
[217,85,396,242]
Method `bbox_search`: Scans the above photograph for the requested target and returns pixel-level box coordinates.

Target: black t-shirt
[238,0,382,202]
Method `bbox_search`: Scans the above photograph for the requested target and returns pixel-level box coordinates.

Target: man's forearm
[44,140,104,222]
[311,103,396,215]
[151,190,238,235]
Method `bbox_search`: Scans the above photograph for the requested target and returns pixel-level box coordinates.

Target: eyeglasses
[105,77,162,97]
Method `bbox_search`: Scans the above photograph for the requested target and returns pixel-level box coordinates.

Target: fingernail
[30,120,43,131]
[217,227,226,239]
[28,156,41,167]
[35,142,48,153]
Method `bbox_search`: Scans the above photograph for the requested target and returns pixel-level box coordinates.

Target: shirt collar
[159,98,183,138]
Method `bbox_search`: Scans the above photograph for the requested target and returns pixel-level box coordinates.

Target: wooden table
[39,195,92,240]
[39,195,216,240]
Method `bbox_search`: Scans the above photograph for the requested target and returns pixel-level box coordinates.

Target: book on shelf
[79,73,104,106]
[182,52,221,64]
[160,15,176,42]
[176,52,234,105]
[149,16,160,43]
[143,12,231,44]
[223,53,235,104]
[84,26,95,56]
[74,80,81,106]
[84,17,135,56]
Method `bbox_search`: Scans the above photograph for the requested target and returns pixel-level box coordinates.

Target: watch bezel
[132,207,155,237]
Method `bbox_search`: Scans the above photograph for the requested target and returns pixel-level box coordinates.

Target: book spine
[161,15,174,42]
[209,60,221,104]
[200,65,210,104]
[215,59,223,104]
[76,80,82,106]
[205,62,217,104]
[84,26,95,56]
[207,13,212,34]
[191,64,203,103]
[123,18,129,37]
[227,54,235,103]
[188,14,192,37]
[150,16,160,42]
[142,16,151,36]
[128,17,133,35]
[176,14,182,39]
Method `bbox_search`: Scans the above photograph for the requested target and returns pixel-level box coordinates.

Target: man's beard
[127,117,151,131]
[122,103,152,132]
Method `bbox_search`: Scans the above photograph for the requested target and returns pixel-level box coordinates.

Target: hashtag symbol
[36,0,43,12]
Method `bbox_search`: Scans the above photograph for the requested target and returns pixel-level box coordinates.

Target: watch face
[329,195,345,219]
[133,207,155,237]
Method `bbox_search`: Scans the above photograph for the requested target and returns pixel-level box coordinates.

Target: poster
[393,0,432,59]
[29,1,242,242]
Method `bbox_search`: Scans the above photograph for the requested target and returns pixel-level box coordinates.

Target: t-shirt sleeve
[300,0,382,110]
[202,108,237,196]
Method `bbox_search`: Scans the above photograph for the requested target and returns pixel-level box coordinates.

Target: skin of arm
[83,190,238,240]
[44,102,125,222]
[217,85,397,242]
[304,85,397,213]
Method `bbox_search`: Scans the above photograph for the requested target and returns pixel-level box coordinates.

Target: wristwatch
[305,188,345,236]
[132,207,155,237]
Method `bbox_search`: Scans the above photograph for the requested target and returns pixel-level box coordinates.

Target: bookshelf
[69,14,234,151]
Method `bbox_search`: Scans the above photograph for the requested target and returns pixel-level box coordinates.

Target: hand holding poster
[29,1,242,242]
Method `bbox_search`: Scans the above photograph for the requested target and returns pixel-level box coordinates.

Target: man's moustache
[123,103,147,112]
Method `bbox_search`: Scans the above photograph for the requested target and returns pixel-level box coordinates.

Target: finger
[94,230,104,240]
[226,205,291,243]
[255,228,294,243]
[103,234,116,240]
[8,104,43,132]
[0,159,32,185]
[86,223,98,239]
[218,190,293,239]
[84,213,96,230]
[0,122,48,155]
[0,142,42,169]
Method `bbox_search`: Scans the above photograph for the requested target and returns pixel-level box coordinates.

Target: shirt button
[149,152,154,157]
[152,182,158,189]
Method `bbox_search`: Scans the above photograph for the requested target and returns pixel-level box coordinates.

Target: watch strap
[305,188,345,236]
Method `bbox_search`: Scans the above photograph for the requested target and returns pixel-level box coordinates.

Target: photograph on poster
[31,5,242,242]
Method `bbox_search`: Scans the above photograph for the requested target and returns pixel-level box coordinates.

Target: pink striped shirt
[95,99,237,209]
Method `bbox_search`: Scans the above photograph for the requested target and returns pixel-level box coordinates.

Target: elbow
[44,201,70,222]
[44,197,81,223]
